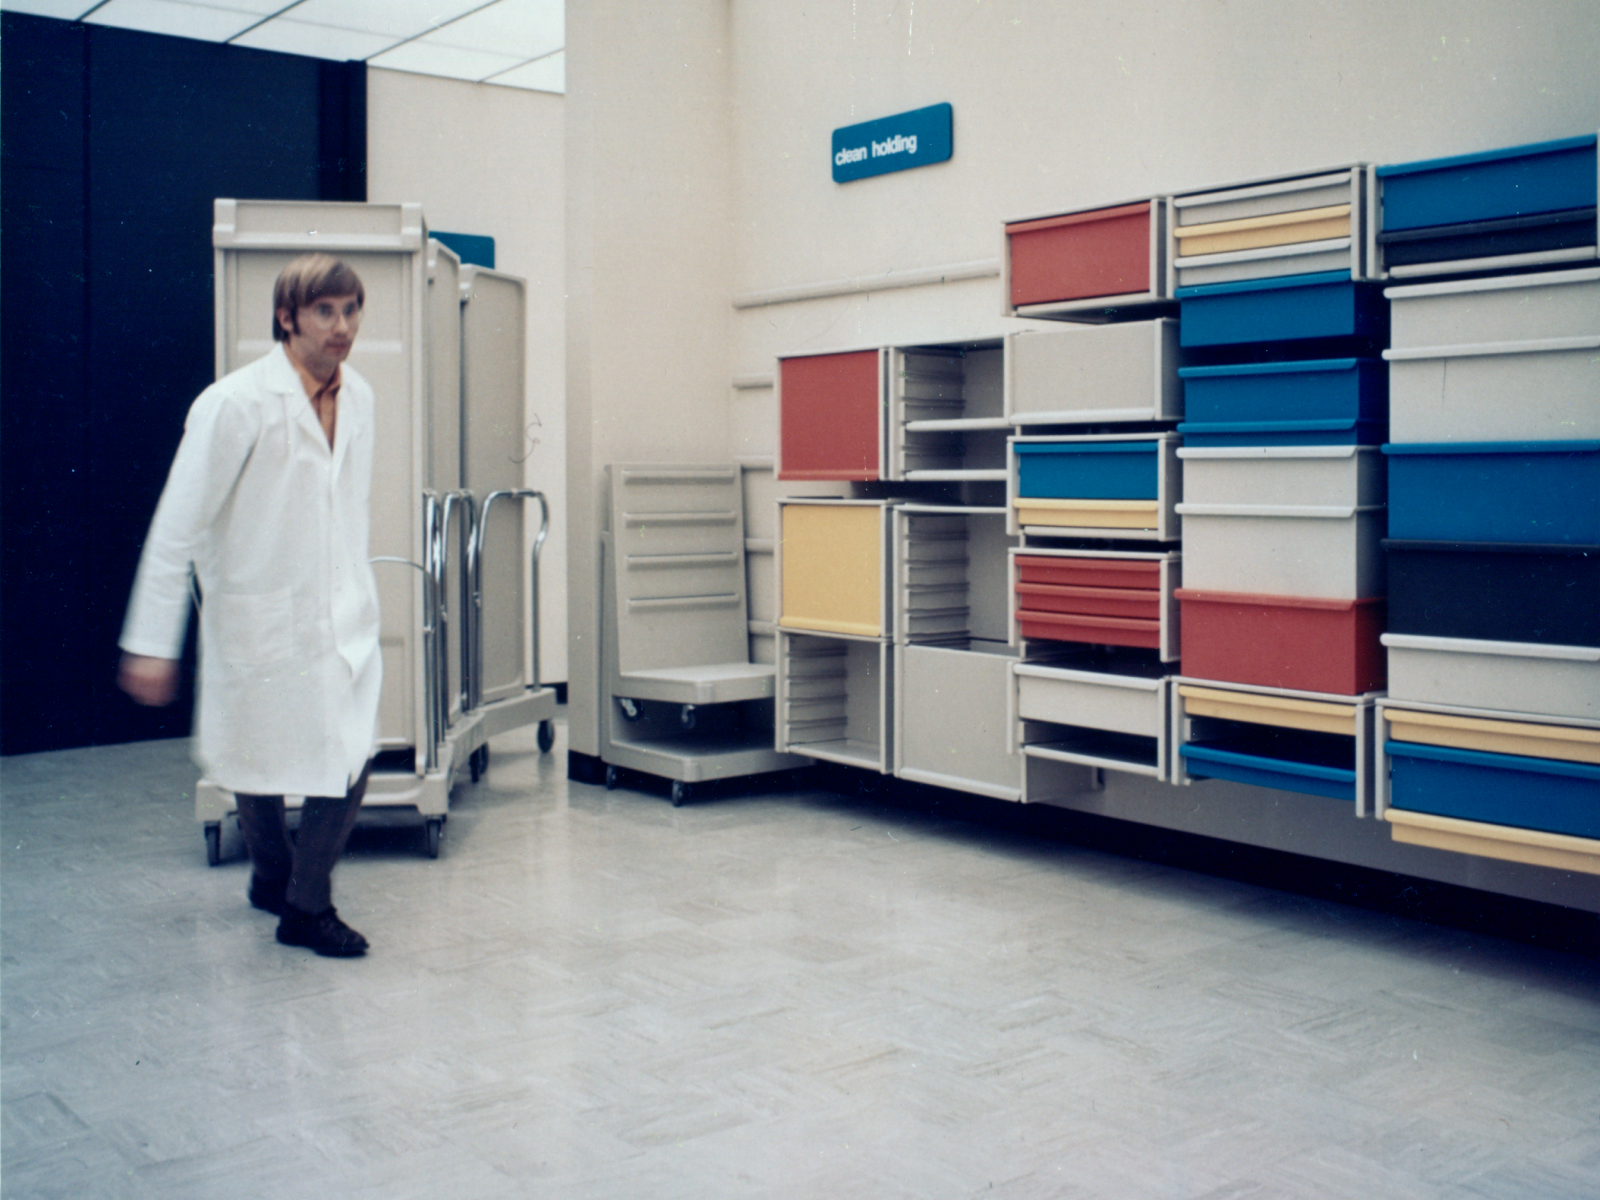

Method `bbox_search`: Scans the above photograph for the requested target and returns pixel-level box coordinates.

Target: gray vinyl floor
[3,714,1598,1200]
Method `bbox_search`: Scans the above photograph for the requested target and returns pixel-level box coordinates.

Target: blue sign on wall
[832,103,953,184]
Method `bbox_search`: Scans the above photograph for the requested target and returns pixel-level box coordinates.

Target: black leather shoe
[248,874,288,916]
[276,905,368,957]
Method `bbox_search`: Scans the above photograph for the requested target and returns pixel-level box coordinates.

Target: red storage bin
[1007,202,1153,307]
[1015,554,1160,591]
[1016,582,1161,621]
[1176,589,1385,695]
[1015,610,1162,650]
[779,349,882,481]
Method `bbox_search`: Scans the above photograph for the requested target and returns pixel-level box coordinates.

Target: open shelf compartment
[895,505,1015,645]
[777,629,892,774]
[1174,678,1379,815]
[889,340,1010,482]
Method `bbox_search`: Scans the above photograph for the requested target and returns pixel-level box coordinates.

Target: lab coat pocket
[211,587,296,666]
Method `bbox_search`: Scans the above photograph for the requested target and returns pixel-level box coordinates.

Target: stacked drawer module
[1375,133,1598,280]
[1166,167,1389,806]
[1002,319,1184,791]
[1378,263,1600,873]
[774,498,897,773]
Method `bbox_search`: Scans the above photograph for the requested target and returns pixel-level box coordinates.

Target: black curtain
[1,13,366,755]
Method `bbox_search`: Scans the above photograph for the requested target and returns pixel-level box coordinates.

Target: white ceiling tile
[485,49,562,94]
[0,1,104,17]
[229,17,399,61]
[367,39,524,82]
[279,0,486,40]
[425,0,561,57]
[83,0,260,41]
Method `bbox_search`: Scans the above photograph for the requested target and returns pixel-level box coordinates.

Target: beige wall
[367,67,569,685]
[565,1,737,755]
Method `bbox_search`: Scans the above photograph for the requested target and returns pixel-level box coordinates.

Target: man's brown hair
[272,254,365,342]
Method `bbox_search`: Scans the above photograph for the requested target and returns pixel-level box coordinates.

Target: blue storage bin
[1181,742,1356,802]
[1387,739,1600,839]
[1015,440,1159,499]
[1384,440,1600,544]
[1177,272,1387,347]
[1377,134,1598,232]
[1178,417,1387,448]
[1179,358,1387,426]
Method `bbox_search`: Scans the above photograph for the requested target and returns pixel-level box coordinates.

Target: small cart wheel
[538,719,555,754]
[204,823,222,867]
[604,764,619,790]
[680,705,697,730]
[670,781,692,807]
[424,818,444,859]
[469,743,488,782]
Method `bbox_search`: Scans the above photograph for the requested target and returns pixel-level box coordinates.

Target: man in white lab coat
[119,254,382,957]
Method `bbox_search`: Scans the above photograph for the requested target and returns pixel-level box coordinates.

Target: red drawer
[1176,589,1385,695]
[1017,582,1161,621]
[1015,554,1160,591]
[1007,202,1153,307]
[1016,610,1162,650]
[779,350,881,481]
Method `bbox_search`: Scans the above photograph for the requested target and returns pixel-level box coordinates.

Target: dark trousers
[234,765,370,914]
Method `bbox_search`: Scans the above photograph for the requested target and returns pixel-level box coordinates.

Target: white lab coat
[121,344,382,797]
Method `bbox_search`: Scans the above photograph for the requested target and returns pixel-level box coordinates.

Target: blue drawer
[1179,358,1387,425]
[1178,417,1387,448]
[1387,740,1600,839]
[1015,440,1159,499]
[1181,742,1356,802]
[1377,134,1598,232]
[1178,272,1388,347]
[1384,440,1600,544]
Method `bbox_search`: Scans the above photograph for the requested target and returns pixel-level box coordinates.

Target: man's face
[279,293,362,378]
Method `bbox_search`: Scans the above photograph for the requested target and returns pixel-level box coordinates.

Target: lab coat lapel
[266,345,327,453]
[330,373,355,480]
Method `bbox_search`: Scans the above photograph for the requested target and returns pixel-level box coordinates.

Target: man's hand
[119,654,179,707]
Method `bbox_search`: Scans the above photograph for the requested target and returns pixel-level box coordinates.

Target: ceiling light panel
[484,50,562,93]
[368,40,525,82]
[229,17,399,61]
[0,1,106,17]
[83,0,262,41]
[423,0,561,57]
[276,0,488,40]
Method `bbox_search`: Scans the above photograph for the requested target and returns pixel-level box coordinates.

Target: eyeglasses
[301,297,363,327]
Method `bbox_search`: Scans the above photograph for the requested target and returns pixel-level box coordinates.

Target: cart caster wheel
[424,818,444,859]
[680,705,697,730]
[671,781,692,807]
[204,823,222,867]
[469,744,488,782]
[538,719,555,754]
[604,764,619,790]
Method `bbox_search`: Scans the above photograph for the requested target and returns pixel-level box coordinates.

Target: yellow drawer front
[1384,709,1600,765]
[1178,684,1357,736]
[1014,498,1161,530]
[1387,809,1600,876]
[1175,204,1352,257]
[780,505,883,636]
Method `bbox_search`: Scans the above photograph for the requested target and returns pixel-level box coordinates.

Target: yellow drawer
[1174,204,1352,257]
[1014,498,1161,530]
[1178,684,1357,736]
[780,503,884,637]
[1384,708,1600,765]
[1387,809,1600,876]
